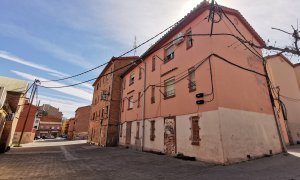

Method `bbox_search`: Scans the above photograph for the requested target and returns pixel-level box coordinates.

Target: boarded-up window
[136,122,140,139]
[190,116,200,145]
[119,124,123,137]
[126,122,132,144]
[150,120,155,141]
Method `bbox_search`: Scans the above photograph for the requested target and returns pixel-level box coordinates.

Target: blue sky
[0,0,299,117]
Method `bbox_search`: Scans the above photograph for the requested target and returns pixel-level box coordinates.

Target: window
[105,106,109,117]
[136,122,140,139]
[188,67,196,92]
[152,56,156,71]
[186,29,193,49]
[139,67,142,80]
[191,116,200,145]
[123,79,126,90]
[128,96,133,110]
[150,120,155,141]
[129,73,135,85]
[96,83,99,90]
[122,99,125,112]
[165,45,174,62]
[151,86,155,104]
[101,108,104,118]
[137,92,141,108]
[164,77,176,99]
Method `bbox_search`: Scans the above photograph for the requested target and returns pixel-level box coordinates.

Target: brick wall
[74,106,91,140]
[88,57,138,146]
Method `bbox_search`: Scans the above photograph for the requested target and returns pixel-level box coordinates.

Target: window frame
[137,92,141,108]
[164,44,175,63]
[164,77,176,99]
[188,67,196,92]
[139,67,142,80]
[129,73,135,86]
[152,56,156,72]
[151,86,155,104]
[128,96,134,110]
[186,29,193,49]
[190,116,200,145]
[150,120,155,141]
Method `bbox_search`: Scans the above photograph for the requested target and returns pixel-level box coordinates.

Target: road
[0,140,300,180]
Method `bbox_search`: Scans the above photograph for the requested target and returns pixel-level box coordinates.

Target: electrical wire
[40,22,179,83]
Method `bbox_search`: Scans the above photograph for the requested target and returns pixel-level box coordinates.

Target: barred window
[190,116,200,145]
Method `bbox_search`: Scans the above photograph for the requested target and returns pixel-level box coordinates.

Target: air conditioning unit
[0,87,7,109]
[173,32,185,45]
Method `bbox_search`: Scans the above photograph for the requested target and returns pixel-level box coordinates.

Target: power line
[40,22,179,83]
[40,32,265,89]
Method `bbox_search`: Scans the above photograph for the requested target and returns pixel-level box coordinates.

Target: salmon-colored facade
[12,101,38,144]
[266,54,300,145]
[119,2,282,164]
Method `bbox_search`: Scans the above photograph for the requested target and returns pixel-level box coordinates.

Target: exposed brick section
[12,101,38,144]
[88,56,139,146]
[73,106,91,140]
[67,118,75,140]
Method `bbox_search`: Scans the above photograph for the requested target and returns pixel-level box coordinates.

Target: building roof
[92,56,139,86]
[75,105,91,112]
[121,1,265,77]
[265,53,300,68]
[0,76,28,93]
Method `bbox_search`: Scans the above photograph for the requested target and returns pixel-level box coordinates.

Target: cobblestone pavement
[1,140,300,180]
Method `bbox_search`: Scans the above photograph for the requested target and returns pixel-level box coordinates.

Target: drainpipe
[141,60,146,151]
[263,59,287,153]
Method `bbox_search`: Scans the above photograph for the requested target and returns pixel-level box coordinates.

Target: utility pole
[17,79,40,146]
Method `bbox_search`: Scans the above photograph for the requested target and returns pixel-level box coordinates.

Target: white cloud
[0,23,95,69]
[0,50,68,77]
[0,50,94,90]
[11,70,93,101]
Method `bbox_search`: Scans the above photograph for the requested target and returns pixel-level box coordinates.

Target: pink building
[119,2,282,164]
[266,54,300,145]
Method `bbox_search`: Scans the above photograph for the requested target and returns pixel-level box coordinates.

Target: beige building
[266,54,300,145]
[0,76,28,152]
